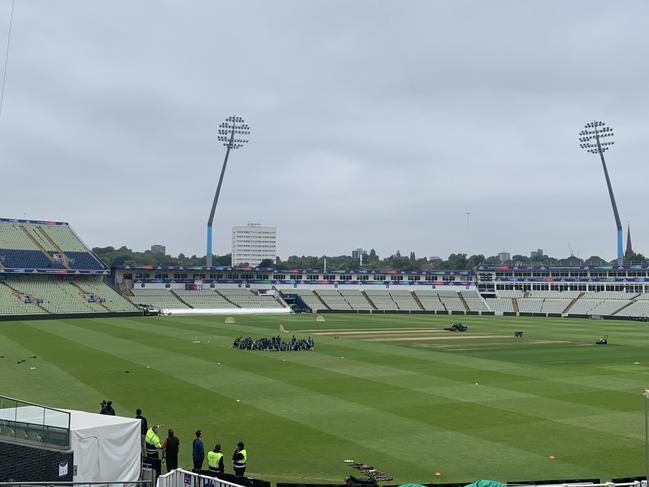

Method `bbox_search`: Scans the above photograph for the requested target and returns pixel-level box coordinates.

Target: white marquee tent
[0,406,140,481]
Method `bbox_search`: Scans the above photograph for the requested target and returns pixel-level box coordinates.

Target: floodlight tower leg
[206,144,232,267]
[597,140,623,262]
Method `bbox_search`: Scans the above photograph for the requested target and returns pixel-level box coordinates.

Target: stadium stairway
[612,300,635,316]
[1,280,49,314]
[214,290,241,308]
[69,281,111,312]
[171,290,194,309]
[312,290,331,310]
[361,291,378,310]
[563,292,585,314]
[457,292,471,312]
[35,226,71,267]
[19,226,61,267]
[411,291,426,311]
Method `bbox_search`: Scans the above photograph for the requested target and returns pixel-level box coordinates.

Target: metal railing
[0,482,151,487]
[0,395,70,449]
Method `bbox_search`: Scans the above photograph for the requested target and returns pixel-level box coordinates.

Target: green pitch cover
[464,480,506,487]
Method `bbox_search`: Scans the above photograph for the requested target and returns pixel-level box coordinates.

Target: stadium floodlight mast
[578,120,622,262]
[206,116,250,267]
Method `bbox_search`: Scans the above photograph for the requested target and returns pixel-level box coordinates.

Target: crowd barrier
[161,308,291,316]
[156,469,246,487]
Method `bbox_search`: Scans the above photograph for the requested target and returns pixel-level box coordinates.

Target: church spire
[625,223,633,261]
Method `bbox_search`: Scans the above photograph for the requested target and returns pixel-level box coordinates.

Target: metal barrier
[0,482,151,487]
[156,469,245,487]
[0,395,70,448]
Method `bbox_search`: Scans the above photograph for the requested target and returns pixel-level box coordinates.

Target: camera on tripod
[99,400,115,415]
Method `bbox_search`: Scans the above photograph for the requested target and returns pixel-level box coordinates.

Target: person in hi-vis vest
[207,444,224,475]
[232,441,247,476]
[145,425,163,458]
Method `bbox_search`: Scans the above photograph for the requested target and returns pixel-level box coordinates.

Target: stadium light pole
[578,121,622,262]
[644,389,649,485]
[206,116,250,267]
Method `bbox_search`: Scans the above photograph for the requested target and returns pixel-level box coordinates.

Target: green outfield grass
[2,313,649,484]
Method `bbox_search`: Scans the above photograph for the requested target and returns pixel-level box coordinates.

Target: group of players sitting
[232,335,316,351]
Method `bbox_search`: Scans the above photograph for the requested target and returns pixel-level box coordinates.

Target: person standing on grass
[135,409,148,454]
[232,441,247,476]
[192,430,205,471]
[207,443,224,475]
[163,429,180,472]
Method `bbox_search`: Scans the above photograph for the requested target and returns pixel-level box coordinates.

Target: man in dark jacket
[163,429,180,472]
[232,441,247,476]
[135,409,148,454]
[192,430,205,470]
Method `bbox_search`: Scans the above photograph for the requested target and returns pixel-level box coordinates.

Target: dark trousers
[166,456,178,472]
[234,467,246,477]
[193,458,203,470]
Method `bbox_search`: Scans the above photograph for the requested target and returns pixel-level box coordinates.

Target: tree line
[92,246,648,270]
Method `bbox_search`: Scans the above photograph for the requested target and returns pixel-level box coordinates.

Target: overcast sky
[0,0,647,260]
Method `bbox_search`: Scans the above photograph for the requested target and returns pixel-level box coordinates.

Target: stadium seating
[0,220,105,270]
[496,290,524,298]
[413,290,446,311]
[364,289,399,310]
[314,289,352,310]
[615,300,649,317]
[291,289,329,312]
[540,299,570,313]
[216,288,283,309]
[3,277,136,314]
[388,290,421,311]
[460,290,489,312]
[338,289,374,310]
[173,289,235,309]
[516,298,544,313]
[566,299,604,315]
[485,297,514,313]
[130,288,189,309]
[0,282,47,315]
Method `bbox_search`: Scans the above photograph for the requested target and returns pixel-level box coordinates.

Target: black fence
[0,440,73,481]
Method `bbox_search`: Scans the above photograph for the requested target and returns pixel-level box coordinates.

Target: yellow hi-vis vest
[145,428,162,453]
[208,451,223,469]
[234,448,247,469]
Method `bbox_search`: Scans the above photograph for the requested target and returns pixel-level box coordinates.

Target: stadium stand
[130,288,188,309]
[338,289,374,310]
[413,290,446,311]
[291,289,328,312]
[437,289,466,312]
[173,289,235,309]
[314,289,353,310]
[0,220,104,270]
[0,281,47,315]
[516,298,544,313]
[541,299,570,313]
[485,297,514,313]
[217,288,284,309]
[3,277,137,314]
[615,300,649,317]
[459,290,489,312]
[388,290,421,311]
[364,289,399,310]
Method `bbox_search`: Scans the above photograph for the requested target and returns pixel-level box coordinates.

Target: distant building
[232,223,277,266]
[352,248,365,259]
[150,244,166,255]
[497,251,510,263]
[530,249,544,259]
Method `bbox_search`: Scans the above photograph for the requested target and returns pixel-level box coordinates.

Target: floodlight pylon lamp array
[217,116,251,150]
[578,120,615,154]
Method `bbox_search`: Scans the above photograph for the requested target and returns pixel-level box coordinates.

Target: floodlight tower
[206,116,250,267]
[578,121,622,262]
